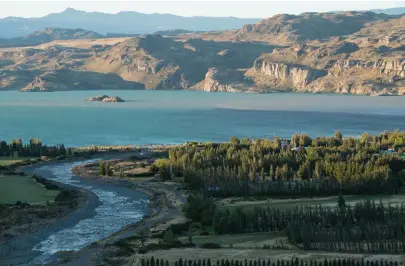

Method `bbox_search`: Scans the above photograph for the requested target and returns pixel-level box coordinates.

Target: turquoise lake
[1,90,405,146]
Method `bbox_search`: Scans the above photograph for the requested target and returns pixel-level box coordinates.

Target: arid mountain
[0,8,259,38]
[0,28,104,48]
[370,7,405,15]
[83,35,274,90]
[181,11,391,45]
[1,11,405,95]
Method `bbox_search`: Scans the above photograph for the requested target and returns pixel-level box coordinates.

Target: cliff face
[331,59,405,77]
[245,35,405,95]
[253,59,326,88]
[248,56,405,95]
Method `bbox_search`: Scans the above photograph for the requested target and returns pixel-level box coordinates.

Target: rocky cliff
[252,59,326,88]
[192,68,255,92]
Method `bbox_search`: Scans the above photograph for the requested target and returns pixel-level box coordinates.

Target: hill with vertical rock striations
[2,11,405,95]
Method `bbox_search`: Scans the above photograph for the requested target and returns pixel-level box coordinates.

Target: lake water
[1,90,405,146]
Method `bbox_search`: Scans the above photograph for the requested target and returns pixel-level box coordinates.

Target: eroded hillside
[1,12,405,95]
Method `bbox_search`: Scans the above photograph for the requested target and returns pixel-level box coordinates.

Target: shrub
[200,243,221,249]
[182,194,216,226]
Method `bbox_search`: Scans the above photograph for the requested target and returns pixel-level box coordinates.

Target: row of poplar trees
[141,257,401,266]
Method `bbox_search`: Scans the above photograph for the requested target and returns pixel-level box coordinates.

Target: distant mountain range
[0,8,259,38]
[370,7,405,15]
[2,7,405,39]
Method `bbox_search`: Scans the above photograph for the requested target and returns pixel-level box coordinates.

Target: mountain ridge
[0,8,260,38]
[2,10,405,95]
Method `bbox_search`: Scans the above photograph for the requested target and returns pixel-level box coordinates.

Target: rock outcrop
[192,68,261,93]
[253,59,327,88]
[86,95,125,102]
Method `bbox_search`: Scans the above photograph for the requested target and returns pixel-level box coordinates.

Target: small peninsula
[86,95,125,102]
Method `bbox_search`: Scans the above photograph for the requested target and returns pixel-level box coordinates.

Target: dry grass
[36,37,131,49]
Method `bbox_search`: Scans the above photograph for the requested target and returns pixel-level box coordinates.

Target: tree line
[141,257,402,266]
[0,138,68,158]
[154,130,405,197]
[209,200,405,254]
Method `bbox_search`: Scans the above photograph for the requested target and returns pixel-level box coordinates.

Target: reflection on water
[31,161,148,264]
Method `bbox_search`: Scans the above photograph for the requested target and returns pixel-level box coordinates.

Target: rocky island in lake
[86,95,125,102]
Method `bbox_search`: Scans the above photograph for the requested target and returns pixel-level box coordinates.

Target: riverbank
[0,150,187,266]
[0,164,100,266]
[52,164,187,266]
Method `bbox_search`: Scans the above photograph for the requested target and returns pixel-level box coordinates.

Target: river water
[0,160,148,265]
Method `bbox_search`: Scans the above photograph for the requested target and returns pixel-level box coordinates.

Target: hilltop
[183,11,391,44]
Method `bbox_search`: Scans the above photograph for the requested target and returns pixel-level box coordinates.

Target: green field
[0,157,34,166]
[219,194,405,211]
[0,175,58,204]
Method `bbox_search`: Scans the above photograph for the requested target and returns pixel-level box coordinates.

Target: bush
[163,229,177,244]
[45,183,58,190]
[138,242,194,254]
[200,243,221,249]
[169,221,192,235]
[114,239,135,256]
[127,172,154,178]
[55,190,76,202]
[182,194,216,226]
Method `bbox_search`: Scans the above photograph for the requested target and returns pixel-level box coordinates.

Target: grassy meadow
[0,175,58,204]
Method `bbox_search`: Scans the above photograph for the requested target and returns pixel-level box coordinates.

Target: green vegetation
[154,130,405,197]
[220,194,399,211]
[0,138,68,158]
[0,175,58,204]
[182,194,405,254]
[182,194,216,226]
[98,161,113,176]
[141,257,401,266]
[175,131,405,255]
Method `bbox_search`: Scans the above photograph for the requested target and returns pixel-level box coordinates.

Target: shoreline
[0,162,101,266]
[0,151,142,265]
[52,160,186,266]
[0,150,185,266]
